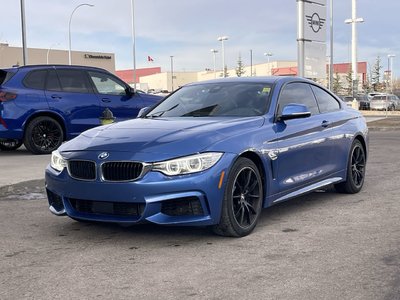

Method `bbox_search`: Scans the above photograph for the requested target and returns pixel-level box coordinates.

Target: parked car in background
[148,89,170,98]
[370,94,399,111]
[0,65,162,154]
[45,76,368,237]
[340,95,370,110]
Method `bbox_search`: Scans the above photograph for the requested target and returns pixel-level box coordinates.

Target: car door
[274,82,336,194]
[87,70,144,121]
[44,68,100,138]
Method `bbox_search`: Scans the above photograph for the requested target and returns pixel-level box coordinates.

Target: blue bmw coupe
[45,76,368,237]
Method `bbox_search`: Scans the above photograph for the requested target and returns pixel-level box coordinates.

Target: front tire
[23,116,64,154]
[213,158,263,237]
[335,139,366,194]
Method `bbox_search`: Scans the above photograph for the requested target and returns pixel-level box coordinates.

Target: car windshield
[145,82,272,118]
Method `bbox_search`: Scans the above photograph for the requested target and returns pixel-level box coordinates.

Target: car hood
[60,117,265,157]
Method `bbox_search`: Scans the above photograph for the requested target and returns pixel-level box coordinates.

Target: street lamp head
[345,17,364,24]
[217,36,228,41]
[388,54,396,58]
[211,49,218,53]
[264,52,273,56]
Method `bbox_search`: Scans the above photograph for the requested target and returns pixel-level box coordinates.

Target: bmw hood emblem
[98,152,109,160]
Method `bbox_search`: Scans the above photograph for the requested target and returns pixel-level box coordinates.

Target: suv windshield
[145,82,272,118]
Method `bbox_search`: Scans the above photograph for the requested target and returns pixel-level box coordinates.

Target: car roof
[185,76,314,86]
[2,64,110,73]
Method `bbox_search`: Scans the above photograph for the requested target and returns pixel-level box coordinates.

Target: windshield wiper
[145,103,179,118]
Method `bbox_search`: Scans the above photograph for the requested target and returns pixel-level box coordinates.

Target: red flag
[147,56,154,62]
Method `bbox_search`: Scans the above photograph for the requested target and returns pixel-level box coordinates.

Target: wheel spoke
[247,178,259,194]
[244,201,256,215]
[239,206,245,225]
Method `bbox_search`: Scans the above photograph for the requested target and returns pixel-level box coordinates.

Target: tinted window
[0,70,16,85]
[311,85,340,113]
[23,70,47,90]
[88,71,127,95]
[56,69,91,93]
[278,82,319,115]
[46,69,62,91]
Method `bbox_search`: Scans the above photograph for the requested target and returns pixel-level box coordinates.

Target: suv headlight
[152,152,223,176]
[50,150,67,172]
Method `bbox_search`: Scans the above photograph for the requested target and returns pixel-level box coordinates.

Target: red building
[271,62,367,86]
[115,67,161,85]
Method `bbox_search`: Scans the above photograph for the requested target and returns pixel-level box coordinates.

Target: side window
[278,82,319,115]
[311,85,340,113]
[56,69,91,93]
[46,69,62,91]
[23,70,47,90]
[88,71,127,96]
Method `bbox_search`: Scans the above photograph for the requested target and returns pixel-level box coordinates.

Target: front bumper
[45,153,236,226]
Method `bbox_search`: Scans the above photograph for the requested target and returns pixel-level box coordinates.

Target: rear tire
[213,158,263,237]
[335,139,366,194]
[24,116,64,154]
[0,139,22,151]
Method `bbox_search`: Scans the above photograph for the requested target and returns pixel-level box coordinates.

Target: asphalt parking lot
[0,129,399,299]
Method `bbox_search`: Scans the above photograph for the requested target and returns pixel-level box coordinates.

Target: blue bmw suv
[0,65,162,154]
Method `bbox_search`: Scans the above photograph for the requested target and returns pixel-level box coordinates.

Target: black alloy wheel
[24,116,64,154]
[0,139,23,151]
[213,157,263,237]
[336,140,366,194]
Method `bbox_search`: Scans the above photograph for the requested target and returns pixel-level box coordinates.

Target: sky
[1,0,399,77]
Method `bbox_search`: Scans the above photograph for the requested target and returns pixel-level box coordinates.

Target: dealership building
[0,43,115,73]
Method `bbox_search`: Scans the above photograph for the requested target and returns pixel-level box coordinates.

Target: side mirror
[125,86,135,96]
[137,107,150,118]
[278,104,311,121]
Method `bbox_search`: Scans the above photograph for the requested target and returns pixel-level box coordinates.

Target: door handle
[51,95,62,99]
[101,98,111,103]
[321,120,330,128]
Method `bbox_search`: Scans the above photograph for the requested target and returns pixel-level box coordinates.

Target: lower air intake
[161,197,204,216]
[69,199,144,217]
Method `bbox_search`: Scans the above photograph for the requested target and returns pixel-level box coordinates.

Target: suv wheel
[24,116,64,154]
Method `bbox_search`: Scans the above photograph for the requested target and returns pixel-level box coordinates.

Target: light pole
[264,52,273,63]
[131,0,137,90]
[345,0,364,98]
[46,43,59,64]
[68,3,94,65]
[20,0,28,65]
[264,52,273,75]
[170,56,174,92]
[388,54,396,93]
[210,49,218,79]
[329,0,334,91]
[250,49,253,77]
[217,36,228,77]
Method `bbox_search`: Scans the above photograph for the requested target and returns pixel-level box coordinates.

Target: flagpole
[130,0,137,91]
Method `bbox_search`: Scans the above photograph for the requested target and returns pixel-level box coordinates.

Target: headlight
[152,152,223,176]
[50,150,67,172]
